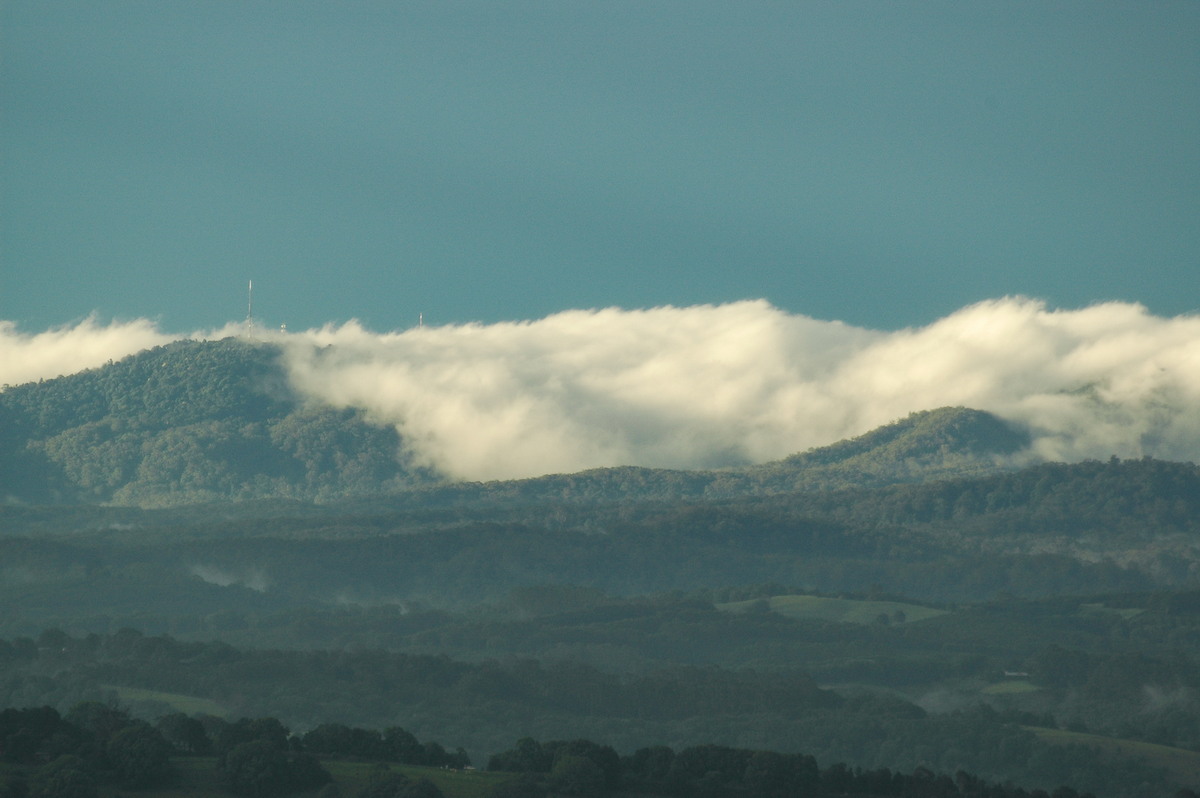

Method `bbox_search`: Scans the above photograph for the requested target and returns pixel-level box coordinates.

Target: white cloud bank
[0,317,175,388]
[3,299,1199,480]
[0,317,244,388]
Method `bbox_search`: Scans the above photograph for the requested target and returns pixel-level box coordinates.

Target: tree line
[0,630,1182,796]
[1,702,1112,798]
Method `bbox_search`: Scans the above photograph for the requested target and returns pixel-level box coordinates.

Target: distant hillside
[744,405,1031,490]
[772,405,1028,472]
[0,338,1030,507]
[412,407,1031,507]
[0,338,431,506]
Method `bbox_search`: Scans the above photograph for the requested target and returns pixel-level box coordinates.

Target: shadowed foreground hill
[1,337,1029,507]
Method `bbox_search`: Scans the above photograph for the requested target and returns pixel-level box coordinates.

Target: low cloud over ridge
[0,317,175,388]
[3,299,1198,480]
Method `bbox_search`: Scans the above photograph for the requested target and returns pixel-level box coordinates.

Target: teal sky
[2,2,1197,333]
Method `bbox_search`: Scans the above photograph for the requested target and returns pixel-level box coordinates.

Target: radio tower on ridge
[246,280,254,337]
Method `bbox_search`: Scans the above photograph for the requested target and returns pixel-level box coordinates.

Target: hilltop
[0,338,432,506]
[0,338,1031,507]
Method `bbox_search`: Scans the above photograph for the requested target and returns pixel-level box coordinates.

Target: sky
[2,1,1198,334]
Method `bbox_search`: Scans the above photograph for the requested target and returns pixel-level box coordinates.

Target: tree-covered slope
[3,457,1197,619]
[0,338,431,506]
[714,406,1030,495]
[794,405,1028,463]
[0,337,1033,508]
[366,407,1032,509]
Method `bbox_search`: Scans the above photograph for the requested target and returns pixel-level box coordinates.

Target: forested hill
[3,337,1029,507]
[0,338,431,506]
[329,406,1032,513]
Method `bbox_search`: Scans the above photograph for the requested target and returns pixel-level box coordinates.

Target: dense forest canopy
[0,339,432,506]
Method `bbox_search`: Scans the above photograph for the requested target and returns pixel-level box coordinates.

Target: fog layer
[3,299,1197,480]
[280,298,1200,479]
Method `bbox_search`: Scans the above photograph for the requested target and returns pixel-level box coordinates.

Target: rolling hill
[0,337,1031,507]
[0,338,431,506]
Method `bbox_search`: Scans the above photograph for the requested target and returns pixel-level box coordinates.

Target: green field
[716,594,950,625]
[982,679,1041,695]
[104,685,230,718]
[1028,727,1200,786]
[1079,602,1144,620]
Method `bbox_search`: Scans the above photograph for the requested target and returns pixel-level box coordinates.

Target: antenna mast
[246,280,254,337]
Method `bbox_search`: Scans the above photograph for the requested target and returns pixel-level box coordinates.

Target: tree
[744,750,791,798]
[64,702,131,744]
[220,740,291,798]
[220,739,330,798]
[105,721,174,788]
[545,740,620,790]
[625,745,675,786]
[27,755,97,798]
[156,712,212,754]
[489,738,551,773]
[216,717,291,755]
[546,755,604,797]
[382,726,424,764]
[0,706,80,764]
[304,723,358,757]
[668,744,751,791]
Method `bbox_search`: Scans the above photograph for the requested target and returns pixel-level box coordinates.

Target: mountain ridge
[1,338,1032,507]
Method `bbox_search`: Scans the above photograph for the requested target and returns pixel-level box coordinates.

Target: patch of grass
[1079,602,1144,620]
[716,594,950,625]
[1028,727,1200,785]
[982,679,1040,695]
[104,685,229,717]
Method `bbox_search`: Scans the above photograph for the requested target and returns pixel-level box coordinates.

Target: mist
[189,564,271,593]
[0,317,175,388]
[3,299,1198,481]
[0,317,244,388]
[280,298,1200,479]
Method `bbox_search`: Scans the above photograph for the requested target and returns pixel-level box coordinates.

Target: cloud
[280,301,882,479]
[0,317,176,388]
[0,316,245,388]
[189,564,270,592]
[5,299,1200,481]
[829,299,1200,464]
[279,298,1200,479]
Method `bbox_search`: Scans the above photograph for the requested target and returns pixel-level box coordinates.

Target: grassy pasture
[1028,727,1200,786]
[104,684,229,717]
[1079,602,1144,620]
[982,679,1040,695]
[716,594,950,625]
